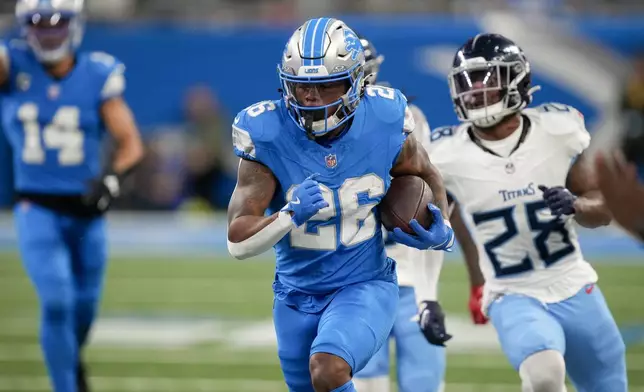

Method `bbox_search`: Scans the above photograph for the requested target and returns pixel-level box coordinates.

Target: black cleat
[77,361,90,392]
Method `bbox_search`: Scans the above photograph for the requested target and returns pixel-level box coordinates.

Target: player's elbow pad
[227,210,295,260]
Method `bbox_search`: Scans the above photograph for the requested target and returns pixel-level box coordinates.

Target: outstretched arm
[227,159,293,259]
[390,135,450,220]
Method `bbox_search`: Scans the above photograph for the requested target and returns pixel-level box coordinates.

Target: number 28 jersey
[429,103,598,309]
[1,40,126,195]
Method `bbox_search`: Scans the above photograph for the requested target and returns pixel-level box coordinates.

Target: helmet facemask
[20,11,83,64]
[279,63,365,137]
[449,60,528,128]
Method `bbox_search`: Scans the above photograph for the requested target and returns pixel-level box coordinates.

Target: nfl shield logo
[325,154,337,169]
[505,162,515,174]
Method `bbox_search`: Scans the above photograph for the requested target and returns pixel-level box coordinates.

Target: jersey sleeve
[232,111,258,162]
[560,105,590,157]
[378,88,412,167]
[408,103,431,153]
[88,52,126,101]
[534,103,590,158]
[3,39,32,88]
[231,101,277,165]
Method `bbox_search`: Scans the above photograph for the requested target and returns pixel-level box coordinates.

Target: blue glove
[418,300,452,347]
[282,174,329,227]
[538,185,576,216]
[388,203,455,251]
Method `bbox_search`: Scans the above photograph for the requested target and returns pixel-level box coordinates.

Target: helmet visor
[450,64,507,110]
[25,12,72,51]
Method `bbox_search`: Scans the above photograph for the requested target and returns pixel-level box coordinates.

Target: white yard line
[2,343,644,370]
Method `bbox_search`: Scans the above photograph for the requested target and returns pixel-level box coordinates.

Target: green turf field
[0,254,643,391]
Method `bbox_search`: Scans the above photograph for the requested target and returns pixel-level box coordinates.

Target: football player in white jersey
[430,33,627,392]
[353,35,481,392]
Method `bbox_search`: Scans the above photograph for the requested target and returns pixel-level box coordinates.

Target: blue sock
[40,301,77,392]
[331,380,357,392]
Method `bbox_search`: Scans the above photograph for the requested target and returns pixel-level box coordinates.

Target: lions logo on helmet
[278,17,366,137]
[343,29,362,61]
[15,0,85,64]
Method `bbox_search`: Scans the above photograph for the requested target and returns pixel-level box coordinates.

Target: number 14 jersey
[429,103,598,311]
[1,40,125,195]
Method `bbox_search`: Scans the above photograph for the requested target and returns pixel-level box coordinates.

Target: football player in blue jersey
[227,18,454,392]
[0,1,144,391]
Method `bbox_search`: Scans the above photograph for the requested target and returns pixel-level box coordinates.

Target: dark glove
[538,185,576,216]
[418,300,452,346]
[83,173,121,213]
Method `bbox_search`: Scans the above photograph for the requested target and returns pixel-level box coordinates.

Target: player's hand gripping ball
[282,174,329,227]
[381,177,455,251]
[381,176,435,233]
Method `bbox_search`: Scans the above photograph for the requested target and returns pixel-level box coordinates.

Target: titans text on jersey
[431,103,596,306]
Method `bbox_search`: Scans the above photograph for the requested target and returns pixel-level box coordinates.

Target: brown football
[380,176,434,234]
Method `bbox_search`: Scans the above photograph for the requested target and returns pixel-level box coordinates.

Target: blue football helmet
[278,17,366,137]
[15,0,85,64]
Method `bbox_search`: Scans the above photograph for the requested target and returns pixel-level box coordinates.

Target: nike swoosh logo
[291,197,301,205]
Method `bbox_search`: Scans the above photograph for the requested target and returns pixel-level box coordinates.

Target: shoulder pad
[429,124,458,144]
[87,51,125,76]
[525,102,590,155]
[6,39,29,53]
[426,123,468,157]
[85,51,126,99]
[408,103,430,148]
[232,100,282,161]
[3,39,29,69]
[364,85,407,128]
[528,102,585,135]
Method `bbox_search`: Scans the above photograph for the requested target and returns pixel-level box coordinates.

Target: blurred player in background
[429,33,626,392]
[227,18,454,392]
[1,0,144,391]
[352,35,482,392]
[594,59,644,241]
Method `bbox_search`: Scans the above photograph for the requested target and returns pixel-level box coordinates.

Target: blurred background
[0,0,643,391]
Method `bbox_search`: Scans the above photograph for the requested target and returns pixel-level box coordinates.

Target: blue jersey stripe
[311,17,331,66]
[301,19,315,66]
